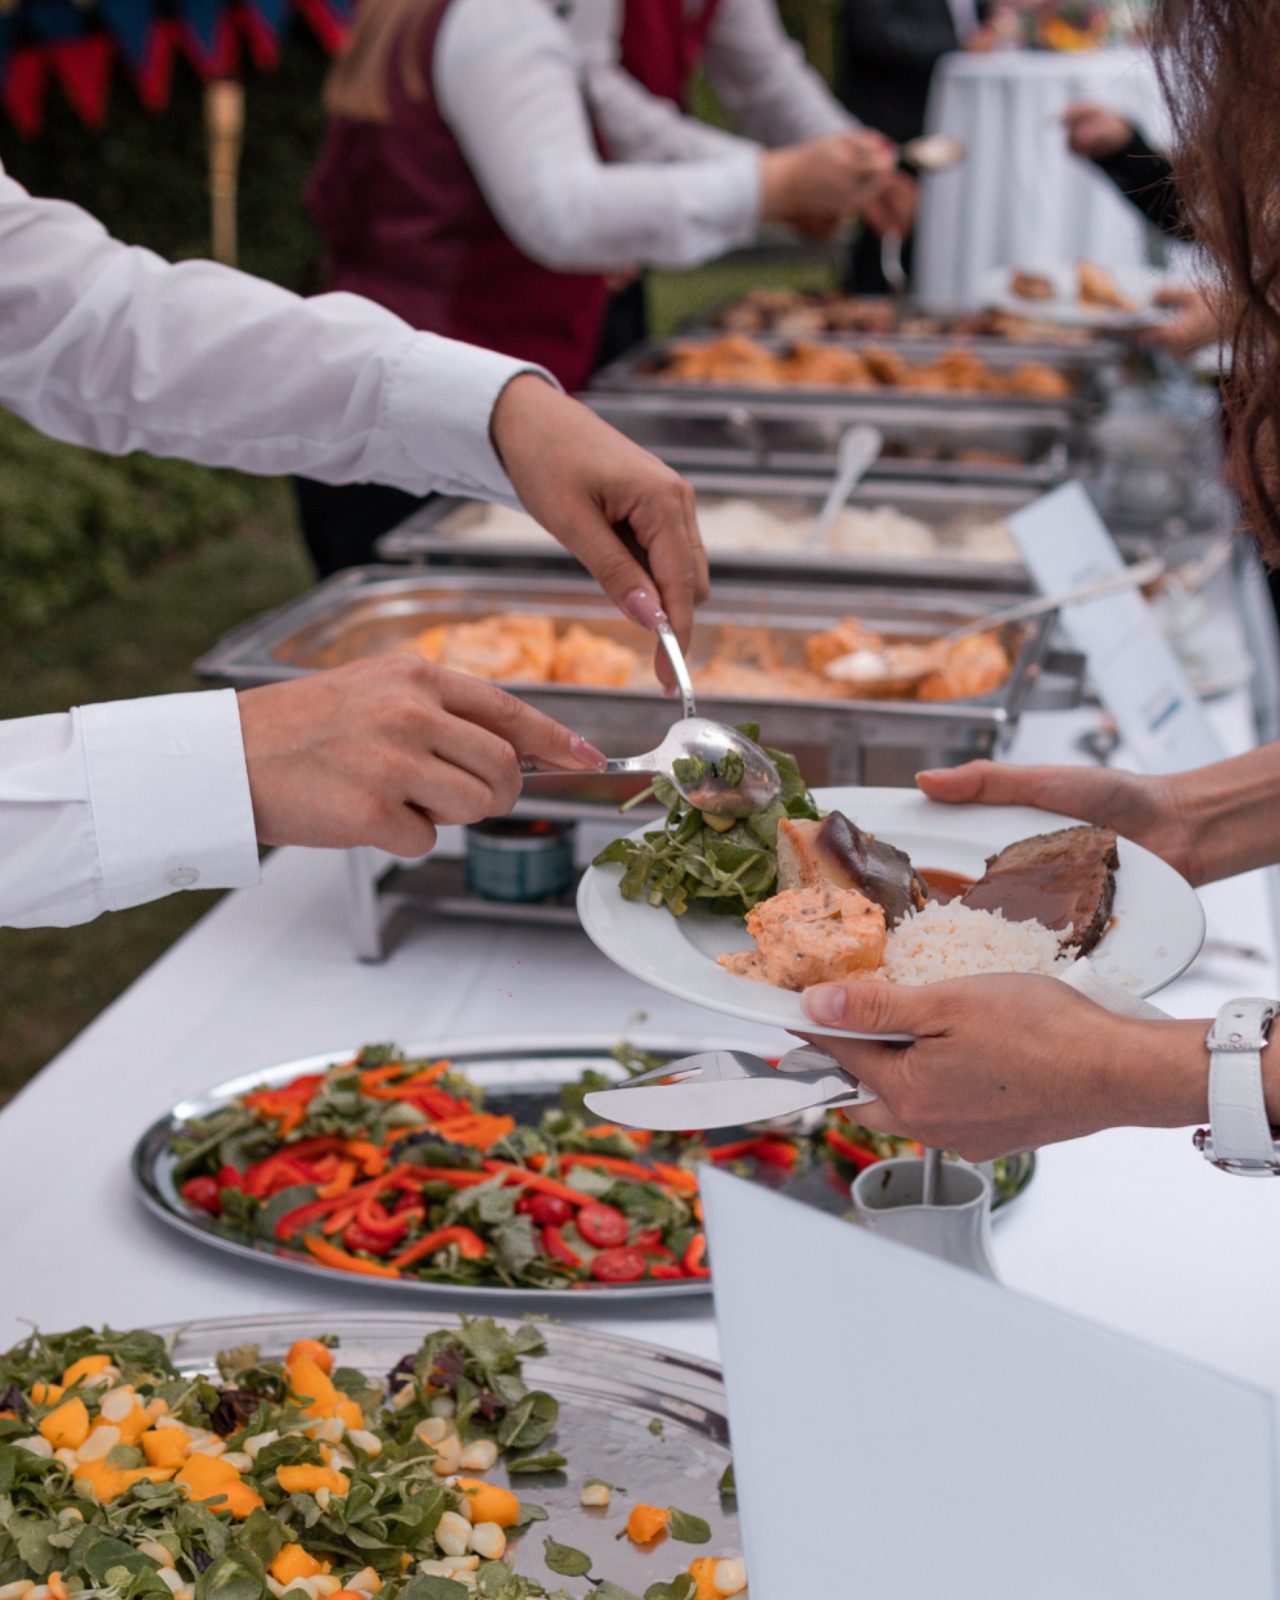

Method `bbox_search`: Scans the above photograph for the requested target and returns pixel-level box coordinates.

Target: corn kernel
[468,1523,506,1562]
[713,1557,747,1596]
[579,1483,610,1508]
[434,1511,471,1558]
[457,1440,497,1472]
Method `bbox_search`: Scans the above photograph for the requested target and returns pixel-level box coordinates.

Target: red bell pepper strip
[824,1128,883,1172]
[752,1139,799,1171]
[388,1226,488,1269]
[342,1223,397,1256]
[648,1260,686,1281]
[482,1162,591,1207]
[274,1164,412,1241]
[180,1177,222,1215]
[354,1197,417,1242]
[302,1233,401,1278]
[216,1165,243,1190]
[682,1234,711,1278]
[403,1166,492,1188]
[541,1226,583,1269]
[706,1138,763,1164]
[321,1201,361,1236]
[649,1162,700,1196]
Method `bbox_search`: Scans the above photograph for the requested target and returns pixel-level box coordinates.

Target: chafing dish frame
[588,333,1113,414]
[581,391,1082,487]
[195,565,1072,790]
[376,472,1038,593]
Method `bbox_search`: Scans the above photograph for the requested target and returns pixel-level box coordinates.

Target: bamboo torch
[205,79,245,267]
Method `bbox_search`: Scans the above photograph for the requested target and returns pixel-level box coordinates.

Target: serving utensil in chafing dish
[521,714,781,819]
[824,554,1166,694]
[808,424,884,548]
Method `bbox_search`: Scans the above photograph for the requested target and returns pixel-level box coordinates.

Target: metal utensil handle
[655,615,697,721]
[921,1146,942,1206]
[880,230,908,297]
[946,555,1165,645]
[519,753,656,778]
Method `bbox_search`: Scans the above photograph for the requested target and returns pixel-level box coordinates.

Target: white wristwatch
[1193,998,1280,1175]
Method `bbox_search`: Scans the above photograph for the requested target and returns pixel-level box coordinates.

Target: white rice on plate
[879,899,1077,984]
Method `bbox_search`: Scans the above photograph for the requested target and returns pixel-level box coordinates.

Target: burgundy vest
[307,0,724,392]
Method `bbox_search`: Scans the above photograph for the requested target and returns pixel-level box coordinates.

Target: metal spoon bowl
[522,716,781,819]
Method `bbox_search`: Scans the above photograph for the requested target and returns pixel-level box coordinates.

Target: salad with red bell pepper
[167,1045,935,1290]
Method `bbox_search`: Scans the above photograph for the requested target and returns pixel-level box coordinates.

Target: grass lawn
[0,487,312,1105]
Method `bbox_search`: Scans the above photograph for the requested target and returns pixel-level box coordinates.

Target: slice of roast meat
[777,812,928,927]
[960,825,1119,954]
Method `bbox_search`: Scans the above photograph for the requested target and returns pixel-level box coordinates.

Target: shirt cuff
[79,689,262,911]
[384,333,557,505]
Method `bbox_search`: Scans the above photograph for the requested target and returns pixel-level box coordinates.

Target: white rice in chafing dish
[879,899,1077,984]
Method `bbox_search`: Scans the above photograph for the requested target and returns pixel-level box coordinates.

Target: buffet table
[5,646,1280,1394]
[915,47,1173,304]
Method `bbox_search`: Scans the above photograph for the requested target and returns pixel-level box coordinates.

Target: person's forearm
[1171,743,1280,885]
[1107,1016,1210,1128]
[0,173,534,500]
[704,0,854,146]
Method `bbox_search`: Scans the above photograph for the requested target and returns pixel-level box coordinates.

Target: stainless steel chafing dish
[377,473,1037,593]
[582,393,1080,487]
[195,567,1081,790]
[588,334,1113,414]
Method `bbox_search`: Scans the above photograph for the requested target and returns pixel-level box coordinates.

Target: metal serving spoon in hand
[521,716,781,820]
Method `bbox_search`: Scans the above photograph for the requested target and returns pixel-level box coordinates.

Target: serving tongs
[583,1045,877,1132]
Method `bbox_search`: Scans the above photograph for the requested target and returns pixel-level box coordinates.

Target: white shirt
[0,169,539,930]
[434,0,855,273]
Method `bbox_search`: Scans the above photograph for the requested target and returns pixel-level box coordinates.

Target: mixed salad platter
[132,1041,1033,1302]
[0,1312,743,1600]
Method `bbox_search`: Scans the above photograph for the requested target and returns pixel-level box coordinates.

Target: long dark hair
[1156,0,1280,559]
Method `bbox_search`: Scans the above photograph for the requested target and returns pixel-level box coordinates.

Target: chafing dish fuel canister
[464,819,575,902]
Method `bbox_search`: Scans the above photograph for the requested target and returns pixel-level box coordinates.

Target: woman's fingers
[432,667,606,777]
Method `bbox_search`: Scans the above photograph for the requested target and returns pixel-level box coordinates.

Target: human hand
[915,759,1204,882]
[860,170,919,238]
[760,130,897,239]
[237,655,605,857]
[798,974,1210,1160]
[1141,286,1222,357]
[1061,102,1135,160]
[489,375,708,692]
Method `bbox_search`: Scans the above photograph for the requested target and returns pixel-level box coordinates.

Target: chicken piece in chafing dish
[550,623,640,687]
[405,613,555,681]
[916,631,1011,700]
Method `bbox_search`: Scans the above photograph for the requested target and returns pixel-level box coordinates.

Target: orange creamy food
[718,881,887,990]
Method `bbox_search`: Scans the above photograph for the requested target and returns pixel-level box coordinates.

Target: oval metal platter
[155,1309,737,1594]
[132,1034,1034,1309]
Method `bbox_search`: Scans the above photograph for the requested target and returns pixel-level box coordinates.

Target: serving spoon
[808,424,884,548]
[521,716,780,819]
[824,555,1165,695]
[901,134,966,174]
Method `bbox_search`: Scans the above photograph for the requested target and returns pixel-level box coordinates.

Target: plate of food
[980,262,1176,330]
[579,755,1205,1038]
[132,1037,1036,1300]
[0,1311,746,1598]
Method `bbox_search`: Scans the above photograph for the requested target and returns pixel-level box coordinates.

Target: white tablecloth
[5,655,1280,1393]
[915,46,1171,304]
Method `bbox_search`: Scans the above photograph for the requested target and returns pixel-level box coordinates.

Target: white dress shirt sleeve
[0,691,261,929]
[434,0,761,271]
[702,0,858,145]
[0,168,542,503]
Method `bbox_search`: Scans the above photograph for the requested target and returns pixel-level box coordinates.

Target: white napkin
[1060,956,1171,1021]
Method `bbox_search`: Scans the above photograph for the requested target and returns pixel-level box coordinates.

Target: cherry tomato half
[577,1203,628,1248]
[180,1176,223,1215]
[520,1192,574,1228]
[590,1247,647,1283]
[648,1261,686,1281]
[343,1223,394,1256]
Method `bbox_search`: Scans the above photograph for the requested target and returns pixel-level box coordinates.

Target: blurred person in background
[297,0,898,574]
[0,168,706,929]
[838,0,1000,293]
[1062,100,1219,356]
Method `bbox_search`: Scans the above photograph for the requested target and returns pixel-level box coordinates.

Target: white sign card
[1007,481,1224,773]
[701,1170,1280,1599]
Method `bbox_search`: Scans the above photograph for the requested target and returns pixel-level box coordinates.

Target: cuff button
[167,867,200,889]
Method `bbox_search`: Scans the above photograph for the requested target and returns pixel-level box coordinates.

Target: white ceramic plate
[577,786,1206,1039]
[979,264,1176,330]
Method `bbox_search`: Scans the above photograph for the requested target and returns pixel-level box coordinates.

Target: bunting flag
[0,0,356,135]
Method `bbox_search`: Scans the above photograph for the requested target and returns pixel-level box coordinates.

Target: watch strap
[1207,998,1279,1166]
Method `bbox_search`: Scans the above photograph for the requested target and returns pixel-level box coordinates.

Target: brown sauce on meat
[961,859,1082,930]
[920,868,977,905]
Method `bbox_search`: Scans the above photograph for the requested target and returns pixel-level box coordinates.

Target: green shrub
[0,409,282,629]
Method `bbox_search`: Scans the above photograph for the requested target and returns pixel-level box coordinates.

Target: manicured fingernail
[570,734,608,771]
[803,984,847,1027]
[661,682,677,700]
[915,769,944,782]
[623,587,665,631]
